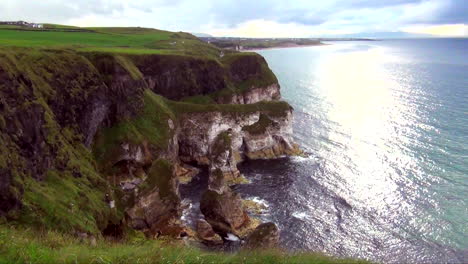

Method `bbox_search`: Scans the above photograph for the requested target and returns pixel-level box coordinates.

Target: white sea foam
[180,199,192,222]
[225,233,240,241]
[248,197,269,208]
[291,155,311,162]
[292,211,310,220]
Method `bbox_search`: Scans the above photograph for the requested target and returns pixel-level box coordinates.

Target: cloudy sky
[2,0,467,37]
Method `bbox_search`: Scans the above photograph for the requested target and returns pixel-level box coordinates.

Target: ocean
[182,39,468,263]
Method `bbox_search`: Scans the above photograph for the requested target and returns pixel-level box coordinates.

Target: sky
[1,0,467,38]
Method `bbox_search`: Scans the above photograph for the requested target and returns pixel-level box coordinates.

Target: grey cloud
[1,0,182,23]
[348,0,424,8]
[1,0,466,34]
[205,0,434,26]
[435,0,468,23]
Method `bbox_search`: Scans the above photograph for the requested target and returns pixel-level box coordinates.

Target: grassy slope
[0,48,119,235]
[0,27,220,57]
[0,225,370,264]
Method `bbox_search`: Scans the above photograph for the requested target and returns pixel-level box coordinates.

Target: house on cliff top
[0,21,43,28]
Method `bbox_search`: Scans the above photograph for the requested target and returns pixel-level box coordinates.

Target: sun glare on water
[315,46,420,211]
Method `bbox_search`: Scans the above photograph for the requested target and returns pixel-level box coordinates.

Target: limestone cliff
[178,105,299,180]
[0,47,298,242]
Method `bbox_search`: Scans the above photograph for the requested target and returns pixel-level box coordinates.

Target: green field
[0,26,221,57]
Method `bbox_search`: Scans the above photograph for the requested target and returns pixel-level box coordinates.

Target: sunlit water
[181,39,468,263]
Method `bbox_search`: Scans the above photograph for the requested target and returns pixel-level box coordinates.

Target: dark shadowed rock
[200,188,249,236]
[0,168,21,216]
[133,55,226,100]
[244,222,280,250]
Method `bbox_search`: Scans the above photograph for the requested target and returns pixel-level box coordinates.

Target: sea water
[236,39,467,263]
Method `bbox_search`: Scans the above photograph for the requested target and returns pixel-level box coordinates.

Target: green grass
[43,24,83,30]
[0,25,23,29]
[0,26,221,57]
[0,47,121,234]
[168,98,292,118]
[19,169,112,234]
[0,225,371,264]
[0,28,171,48]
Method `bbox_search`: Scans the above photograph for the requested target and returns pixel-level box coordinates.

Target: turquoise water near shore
[235,39,467,263]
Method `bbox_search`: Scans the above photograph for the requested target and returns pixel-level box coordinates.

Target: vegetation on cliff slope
[0,225,370,264]
[0,44,290,234]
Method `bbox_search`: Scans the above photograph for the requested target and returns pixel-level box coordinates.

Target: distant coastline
[241,42,329,51]
[199,37,376,51]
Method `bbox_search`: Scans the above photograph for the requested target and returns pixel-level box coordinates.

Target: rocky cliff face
[215,84,281,104]
[178,107,299,179]
[0,47,296,244]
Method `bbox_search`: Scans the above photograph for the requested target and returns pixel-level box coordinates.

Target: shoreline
[240,43,329,52]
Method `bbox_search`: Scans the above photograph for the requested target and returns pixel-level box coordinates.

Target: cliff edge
[0,39,300,244]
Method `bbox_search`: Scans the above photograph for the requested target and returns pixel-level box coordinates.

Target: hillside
[0,25,367,263]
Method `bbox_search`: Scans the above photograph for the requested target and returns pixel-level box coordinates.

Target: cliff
[0,43,299,244]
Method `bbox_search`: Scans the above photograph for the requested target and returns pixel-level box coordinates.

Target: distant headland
[199,37,375,51]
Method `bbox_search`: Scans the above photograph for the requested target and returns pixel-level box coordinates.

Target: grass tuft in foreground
[0,225,370,264]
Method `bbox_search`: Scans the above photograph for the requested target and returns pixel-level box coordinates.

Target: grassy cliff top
[0,25,222,57]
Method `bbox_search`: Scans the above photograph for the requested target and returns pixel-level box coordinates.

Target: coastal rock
[126,185,181,236]
[174,163,200,184]
[133,55,227,100]
[126,160,183,237]
[178,111,257,165]
[196,219,223,244]
[242,111,301,159]
[244,222,280,250]
[209,130,241,185]
[242,199,268,215]
[225,52,271,82]
[208,169,230,194]
[178,108,298,166]
[216,84,281,104]
[200,188,249,236]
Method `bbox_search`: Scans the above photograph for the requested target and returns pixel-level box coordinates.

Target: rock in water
[244,222,280,249]
[196,219,223,244]
[209,130,241,184]
[200,188,249,236]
